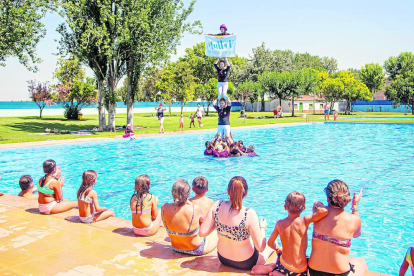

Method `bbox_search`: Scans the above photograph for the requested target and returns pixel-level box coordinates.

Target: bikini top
[406,247,414,273]
[312,231,351,248]
[214,200,250,242]
[37,178,55,195]
[132,209,151,215]
[162,204,199,236]
[79,194,93,204]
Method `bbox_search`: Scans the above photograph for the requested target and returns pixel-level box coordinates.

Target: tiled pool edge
[0,194,390,275]
[0,122,313,149]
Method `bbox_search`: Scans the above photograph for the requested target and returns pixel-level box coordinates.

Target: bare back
[189,195,214,219]
[277,216,308,268]
[130,193,158,228]
[162,202,204,251]
[309,207,360,273]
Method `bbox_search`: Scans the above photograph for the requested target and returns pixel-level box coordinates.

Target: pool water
[341,117,414,120]
[1,123,413,274]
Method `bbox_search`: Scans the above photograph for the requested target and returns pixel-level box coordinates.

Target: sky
[1,0,413,101]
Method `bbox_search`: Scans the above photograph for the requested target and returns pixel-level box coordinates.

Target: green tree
[384,52,414,114]
[235,80,259,112]
[360,63,385,97]
[384,52,414,80]
[155,69,175,116]
[322,57,338,75]
[58,0,116,131]
[54,58,97,119]
[0,0,51,71]
[321,78,345,112]
[171,61,196,114]
[385,74,414,114]
[343,81,371,112]
[258,71,288,106]
[181,42,216,85]
[122,0,200,127]
[284,72,303,116]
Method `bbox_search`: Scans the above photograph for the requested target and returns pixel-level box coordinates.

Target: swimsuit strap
[312,231,351,248]
[44,178,54,188]
[162,205,199,236]
[188,204,195,233]
[161,207,170,233]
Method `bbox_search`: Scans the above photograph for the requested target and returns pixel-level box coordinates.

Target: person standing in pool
[214,57,231,100]
[155,103,167,133]
[324,102,330,121]
[213,97,232,138]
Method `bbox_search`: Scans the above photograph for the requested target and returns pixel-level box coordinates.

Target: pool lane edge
[0,122,315,149]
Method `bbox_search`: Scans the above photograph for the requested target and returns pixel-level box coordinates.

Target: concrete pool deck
[0,194,390,276]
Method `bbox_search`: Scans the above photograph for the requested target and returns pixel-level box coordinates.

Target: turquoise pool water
[1,123,413,274]
[342,117,414,120]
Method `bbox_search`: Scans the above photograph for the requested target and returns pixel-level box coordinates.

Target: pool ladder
[306,114,316,124]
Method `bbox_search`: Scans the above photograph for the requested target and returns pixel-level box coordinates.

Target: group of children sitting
[204,132,257,158]
[13,168,336,275]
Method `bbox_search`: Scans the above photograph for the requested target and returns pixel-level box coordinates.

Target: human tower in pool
[204,24,256,158]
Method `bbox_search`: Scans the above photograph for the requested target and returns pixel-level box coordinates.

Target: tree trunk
[40,108,43,119]
[126,82,134,127]
[261,96,265,112]
[279,98,282,106]
[97,79,106,131]
[168,102,172,116]
[107,103,116,132]
[411,103,414,115]
[206,103,210,115]
[291,98,295,117]
[181,102,184,114]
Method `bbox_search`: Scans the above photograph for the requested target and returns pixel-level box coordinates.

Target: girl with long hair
[37,159,77,214]
[130,174,162,236]
[200,176,273,271]
[77,170,114,223]
[161,179,218,256]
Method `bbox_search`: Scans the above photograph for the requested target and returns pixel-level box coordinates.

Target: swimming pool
[340,117,414,120]
[1,123,413,274]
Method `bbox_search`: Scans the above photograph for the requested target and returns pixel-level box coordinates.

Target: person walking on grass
[196,103,204,128]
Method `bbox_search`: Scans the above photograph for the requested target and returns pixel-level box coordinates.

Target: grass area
[1,111,414,144]
[0,112,305,144]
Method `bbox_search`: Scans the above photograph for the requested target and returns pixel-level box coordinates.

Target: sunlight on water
[1,123,413,274]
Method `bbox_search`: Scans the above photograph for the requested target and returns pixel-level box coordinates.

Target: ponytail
[40,159,56,187]
[172,179,191,208]
[77,170,97,199]
[228,176,248,211]
[132,175,151,213]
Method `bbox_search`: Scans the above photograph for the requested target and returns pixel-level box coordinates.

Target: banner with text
[205,35,237,57]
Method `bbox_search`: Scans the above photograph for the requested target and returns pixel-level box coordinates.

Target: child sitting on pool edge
[189,176,214,219]
[18,175,38,199]
[251,192,328,276]
[77,170,115,223]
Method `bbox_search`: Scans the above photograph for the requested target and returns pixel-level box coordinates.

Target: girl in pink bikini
[130,175,162,236]
[37,160,77,215]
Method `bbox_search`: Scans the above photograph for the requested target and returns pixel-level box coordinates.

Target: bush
[64,105,81,120]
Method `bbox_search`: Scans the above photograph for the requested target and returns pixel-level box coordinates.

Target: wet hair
[285,192,306,214]
[238,140,244,145]
[192,176,209,194]
[77,170,97,199]
[131,174,152,213]
[231,148,239,155]
[19,175,33,191]
[247,145,255,152]
[172,179,191,207]
[227,176,248,211]
[205,141,212,149]
[325,179,351,208]
[40,159,56,187]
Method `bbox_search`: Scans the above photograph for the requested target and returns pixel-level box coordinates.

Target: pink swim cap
[220,24,227,31]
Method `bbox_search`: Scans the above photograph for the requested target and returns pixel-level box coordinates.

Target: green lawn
[0,112,305,144]
[1,111,414,144]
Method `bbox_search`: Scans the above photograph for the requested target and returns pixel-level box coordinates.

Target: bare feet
[251,264,276,275]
